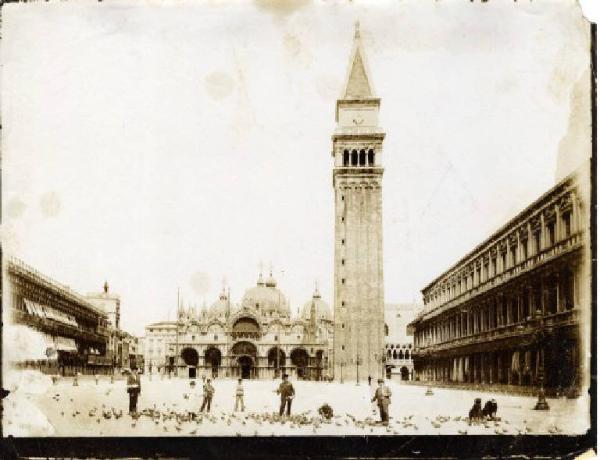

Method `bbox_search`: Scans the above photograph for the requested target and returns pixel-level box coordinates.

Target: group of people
[124,369,298,418]
[468,397,499,424]
[124,369,395,426]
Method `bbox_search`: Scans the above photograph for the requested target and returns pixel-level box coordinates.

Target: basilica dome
[300,287,332,321]
[240,272,290,318]
[208,289,230,319]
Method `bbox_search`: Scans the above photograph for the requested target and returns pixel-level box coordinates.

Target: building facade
[5,257,111,376]
[384,303,421,381]
[87,283,130,371]
[143,272,333,380]
[333,24,386,381]
[408,167,590,396]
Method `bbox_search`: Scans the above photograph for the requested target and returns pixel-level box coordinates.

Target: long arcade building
[5,257,111,376]
[408,167,590,395]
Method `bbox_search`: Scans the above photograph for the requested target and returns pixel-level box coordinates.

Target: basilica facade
[143,272,333,380]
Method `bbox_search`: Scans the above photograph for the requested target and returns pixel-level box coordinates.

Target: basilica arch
[204,347,222,378]
[290,347,309,378]
[267,346,286,371]
[181,347,199,366]
[231,341,258,379]
[181,347,199,378]
[232,316,261,340]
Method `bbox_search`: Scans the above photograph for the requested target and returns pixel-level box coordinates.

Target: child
[234,378,245,412]
[185,380,200,419]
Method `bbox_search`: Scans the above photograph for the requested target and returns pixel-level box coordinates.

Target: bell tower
[332,22,385,381]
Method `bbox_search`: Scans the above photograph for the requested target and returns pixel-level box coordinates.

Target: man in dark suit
[126,368,142,415]
[200,378,215,413]
[276,374,295,416]
[371,378,391,425]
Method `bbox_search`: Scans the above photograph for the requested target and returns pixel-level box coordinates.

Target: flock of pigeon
[44,381,564,436]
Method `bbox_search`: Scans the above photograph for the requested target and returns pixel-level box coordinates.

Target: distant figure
[276,374,295,416]
[371,378,391,425]
[234,378,245,412]
[126,368,142,415]
[200,378,214,413]
[482,399,498,419]
[468,398,483,424]
[368,375,372,386]
[186,380,200,419]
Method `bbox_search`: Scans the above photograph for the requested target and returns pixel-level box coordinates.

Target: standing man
[276,374,295,417]
[234,378,245,412]
[200,378,214,413]
[371,378,391,425]
[368,375,372,386]
[126,368,142,415]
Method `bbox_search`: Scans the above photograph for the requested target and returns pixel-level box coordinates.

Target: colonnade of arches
[176,343,326,380]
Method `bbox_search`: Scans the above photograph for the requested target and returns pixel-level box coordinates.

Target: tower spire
[341,20,375,100]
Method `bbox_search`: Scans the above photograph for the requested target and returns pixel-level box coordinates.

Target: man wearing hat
[371,378,392,425]
[200,378,215,413]
[126,368,142,415]
[276,374,295,417]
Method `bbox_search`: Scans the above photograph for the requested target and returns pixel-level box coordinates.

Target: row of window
[425,209,574,307]
[416,271,576,348]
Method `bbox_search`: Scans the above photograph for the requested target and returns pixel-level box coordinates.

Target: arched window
[392,350,397,359]
[359,149,366,166]
[387,349,391,358]
[343,149,350,166]
[351,150,358,166]
[368,149,375,165]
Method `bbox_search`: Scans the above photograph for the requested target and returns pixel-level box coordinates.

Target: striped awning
[55,336,78,352]
[24,299,78,327]
[3,324,56,361]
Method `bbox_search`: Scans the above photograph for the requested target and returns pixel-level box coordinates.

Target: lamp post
[533,309,550,410]
[355,353,361,385]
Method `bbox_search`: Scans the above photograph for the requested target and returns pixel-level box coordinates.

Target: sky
[2,0,591,336]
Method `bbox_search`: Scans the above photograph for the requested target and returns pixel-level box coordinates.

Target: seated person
[468,398,483,424]
[482,399,498,420]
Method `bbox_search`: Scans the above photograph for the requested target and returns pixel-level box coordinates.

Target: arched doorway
[181,347,199,379]
[267,347,286,376]
[204,347,222,378]
[401,366,409,381]
[290,348,309,379]
[386,365,392,380]
[238,356,254,379]
[231,341,258,379]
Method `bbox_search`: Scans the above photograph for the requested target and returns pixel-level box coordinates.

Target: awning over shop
[24,299,78,327]
[55,336,78,352]
[3,324,55,361]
